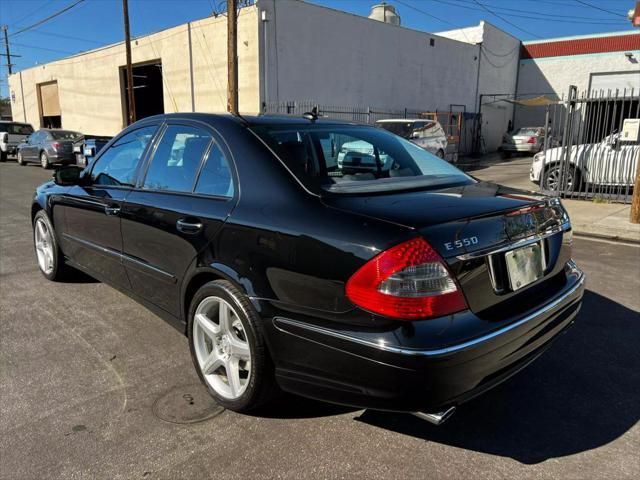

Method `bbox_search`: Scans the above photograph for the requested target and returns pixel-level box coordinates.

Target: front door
[61,125,158,287]
[121,122,237,316]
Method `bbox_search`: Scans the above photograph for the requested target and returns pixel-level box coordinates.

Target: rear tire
[40,151,50,169]
[33,210,71,281]
[0,150,6,162]
[436,149,445,159]
[188,280,277,412]
[17,152,24,165]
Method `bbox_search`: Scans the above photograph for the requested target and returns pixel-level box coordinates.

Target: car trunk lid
[323,181,571,317]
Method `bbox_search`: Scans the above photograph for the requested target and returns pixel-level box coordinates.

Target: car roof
[139,112,364,127]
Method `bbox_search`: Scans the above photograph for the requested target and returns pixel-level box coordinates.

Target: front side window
[194,142,234,197]
[91,126,156,187]
[253,124,473,194]
[143,125,212,193]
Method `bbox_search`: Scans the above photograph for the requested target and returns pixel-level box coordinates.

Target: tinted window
[253,124,473,194]
[195,143,234,197]
[50,130,82,140]
[143,125,211,192]
[0,123,33,135]
[91,126,156,187]
[377,121,413,139]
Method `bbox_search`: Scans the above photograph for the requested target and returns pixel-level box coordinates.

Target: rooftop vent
[368,2,401,26]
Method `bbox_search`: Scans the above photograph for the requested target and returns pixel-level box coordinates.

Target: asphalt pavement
[1,161,639,479]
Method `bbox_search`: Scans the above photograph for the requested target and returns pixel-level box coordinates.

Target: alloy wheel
[41,153,49,169]
[545,166,573,191]
[17,153,23,165]
[34,217,55,275]
[192,296,252,400]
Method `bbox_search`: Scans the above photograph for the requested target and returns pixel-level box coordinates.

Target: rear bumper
[49,153,75,164]
[267,261,585,412]
[501,143,539,153]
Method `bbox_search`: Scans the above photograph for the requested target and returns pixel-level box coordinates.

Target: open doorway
[121,60,164,124]
[37,81,62,128]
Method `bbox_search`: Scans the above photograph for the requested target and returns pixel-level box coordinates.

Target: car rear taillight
[52,142,61,150]
[527,136,536,144]
[345,237,467,320]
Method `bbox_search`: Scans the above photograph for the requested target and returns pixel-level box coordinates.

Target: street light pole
[227,0,238,114]
[122,0,136,125]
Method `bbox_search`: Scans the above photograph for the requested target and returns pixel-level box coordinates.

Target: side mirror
[53,165,83,186]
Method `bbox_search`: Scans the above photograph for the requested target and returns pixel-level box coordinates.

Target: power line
[470,0,543,39]
[8,42,75,55]
[437,0,624,24]
[9,0,58,28]
[27,29,105,46]
[10,0,85,37]
[572,0,628,18]
[394,0,474,43]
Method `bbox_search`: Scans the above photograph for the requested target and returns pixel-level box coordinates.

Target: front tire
[544,165,579,192]
[436,149,445,159]
[33,210,70,281]
[40,151,50,169]
[188,280,277,412]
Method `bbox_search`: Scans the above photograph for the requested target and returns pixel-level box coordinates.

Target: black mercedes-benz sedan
[31,113,584,423]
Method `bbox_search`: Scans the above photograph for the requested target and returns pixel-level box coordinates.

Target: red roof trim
[521,34,640,59]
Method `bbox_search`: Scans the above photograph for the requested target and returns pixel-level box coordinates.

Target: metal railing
[540,87,639,204]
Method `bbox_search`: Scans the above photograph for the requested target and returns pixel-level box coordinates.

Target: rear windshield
[376,121,414,139]
[252,124,474,194]
[0,123,33,135]
[49,130,81,140]
[516,127,541,136]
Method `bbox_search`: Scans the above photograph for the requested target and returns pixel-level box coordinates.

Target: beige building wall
[8,6,261,136]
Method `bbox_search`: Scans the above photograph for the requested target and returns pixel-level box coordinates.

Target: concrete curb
[573,230,640,246]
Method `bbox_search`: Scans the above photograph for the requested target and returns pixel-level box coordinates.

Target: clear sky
[0,0,636,97]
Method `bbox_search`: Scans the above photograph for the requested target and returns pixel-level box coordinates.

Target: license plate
[504,242,545,291]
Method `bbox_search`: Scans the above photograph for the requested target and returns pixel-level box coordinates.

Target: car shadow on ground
[252,393,358,419]
[354,290,640,464]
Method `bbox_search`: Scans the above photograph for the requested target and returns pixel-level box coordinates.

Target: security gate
[539,85,640,203]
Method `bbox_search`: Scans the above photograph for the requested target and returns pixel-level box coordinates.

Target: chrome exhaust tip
[412,406,456,425]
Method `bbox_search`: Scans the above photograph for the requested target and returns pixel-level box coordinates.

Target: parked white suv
[376,119,448,159]
[530,133,640,190]
[0,121,35,162]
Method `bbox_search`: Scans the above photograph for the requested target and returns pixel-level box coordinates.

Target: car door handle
[105,205,121,216]
[176,218,203,234]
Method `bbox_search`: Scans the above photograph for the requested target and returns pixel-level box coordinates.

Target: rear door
[61,125,158,287]
[22,131,40,161]
[121,121,237,316]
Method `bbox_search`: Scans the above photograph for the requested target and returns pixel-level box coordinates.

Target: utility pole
[629,2,640,223]
[122,0,136,125]
[1,25,19,75]
[227,0,238,114]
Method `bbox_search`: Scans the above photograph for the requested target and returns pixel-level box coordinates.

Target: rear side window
[194,143,234,197]
[91,126,156,187]
[143,125,212,193]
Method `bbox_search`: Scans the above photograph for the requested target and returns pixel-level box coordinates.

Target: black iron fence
[539,87,639,204]
[263,100,476,156]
